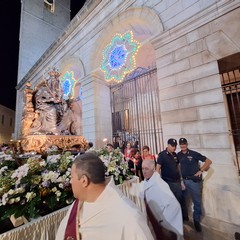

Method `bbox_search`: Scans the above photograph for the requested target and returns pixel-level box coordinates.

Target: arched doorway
[89,7,164,150]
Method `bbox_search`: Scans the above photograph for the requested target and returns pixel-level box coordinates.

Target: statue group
[22,68,77,137]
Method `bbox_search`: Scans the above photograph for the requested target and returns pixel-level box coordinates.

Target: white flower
[52,187,57,192]
[0,166,8,176]
[42,171,60,183]
[26,192,36,202]
[55,190,61,197]
[47,155,61,164]
[39,160,46,167]
[15,187,25,194]
[11,164,29,185]
[65,170,71,176]
[8,189,15,195]
[2,193,8,205]
[15,197,21,203]
[8,198,15,204]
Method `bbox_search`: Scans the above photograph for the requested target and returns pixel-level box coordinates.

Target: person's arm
[136,159,143,181]
[200,158,212,171]
[178,163,186,190]
[137,169,141,181]
[156,153,162,174]
[195,158,212,177]
[156,164,161,174]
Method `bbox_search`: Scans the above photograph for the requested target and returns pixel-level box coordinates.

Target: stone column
[81,75,112,148]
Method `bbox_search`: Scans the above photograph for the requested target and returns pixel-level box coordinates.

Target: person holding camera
[177,138,212,232]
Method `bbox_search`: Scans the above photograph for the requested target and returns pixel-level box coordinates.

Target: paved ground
[183,221,232,240]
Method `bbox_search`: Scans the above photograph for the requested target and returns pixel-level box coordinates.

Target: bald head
[142,160,155,180]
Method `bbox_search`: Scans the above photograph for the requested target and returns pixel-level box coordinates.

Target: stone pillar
[81,75,112,148]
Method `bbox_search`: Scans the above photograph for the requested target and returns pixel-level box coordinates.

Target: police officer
[177,137,212,232]
[156,138,188,221]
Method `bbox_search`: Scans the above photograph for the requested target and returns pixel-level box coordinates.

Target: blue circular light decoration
[101,31,140,82]
[61,71,76,100]
[110,45,126,69]
[63,80,71,97]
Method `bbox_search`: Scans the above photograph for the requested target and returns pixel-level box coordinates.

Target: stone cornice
[152,0,240,49]
[16,0,135,90]
[80,73,110,87]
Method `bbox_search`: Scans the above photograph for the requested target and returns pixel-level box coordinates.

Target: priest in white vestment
[55,153,154,240]
[129,160,184,240]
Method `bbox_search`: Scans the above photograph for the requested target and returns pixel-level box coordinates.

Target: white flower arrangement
[0,151,75,220]
[87,147,131,185]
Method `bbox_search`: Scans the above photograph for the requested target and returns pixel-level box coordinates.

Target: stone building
[0,104,15,144]
[15,0,240,237]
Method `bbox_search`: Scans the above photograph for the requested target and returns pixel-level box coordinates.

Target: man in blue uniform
[177,138,212,232]
[156,138,188,221]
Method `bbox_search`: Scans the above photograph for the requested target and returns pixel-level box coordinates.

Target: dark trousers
[167,181,188,220]
[183,179,203,222]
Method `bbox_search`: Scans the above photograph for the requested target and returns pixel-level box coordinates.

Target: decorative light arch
[61,71,76,100]
[101,31,140,83]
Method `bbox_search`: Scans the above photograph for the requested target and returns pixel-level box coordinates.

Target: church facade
[15,0,240,236]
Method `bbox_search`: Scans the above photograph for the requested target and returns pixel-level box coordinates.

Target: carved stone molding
[21,135,88,153]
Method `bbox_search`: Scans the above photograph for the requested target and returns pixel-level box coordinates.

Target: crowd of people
[56,137,212,240]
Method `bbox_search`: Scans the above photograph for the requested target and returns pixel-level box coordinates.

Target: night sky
[0,0,86,111]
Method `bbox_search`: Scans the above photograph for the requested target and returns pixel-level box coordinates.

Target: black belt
[182,176,202,182]
[163,178,180,183]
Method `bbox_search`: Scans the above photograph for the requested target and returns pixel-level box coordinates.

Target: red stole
[64,199,82,240]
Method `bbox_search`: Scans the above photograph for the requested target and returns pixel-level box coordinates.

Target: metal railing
[221,68,240,174]
[110,67,163,155]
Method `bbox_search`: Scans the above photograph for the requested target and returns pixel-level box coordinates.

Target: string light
[61,71,76,100]
[101,31,140,83]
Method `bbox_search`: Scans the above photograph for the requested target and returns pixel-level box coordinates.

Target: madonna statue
[27,68,76,135]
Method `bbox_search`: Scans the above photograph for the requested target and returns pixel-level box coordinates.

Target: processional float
[20,68,88,153]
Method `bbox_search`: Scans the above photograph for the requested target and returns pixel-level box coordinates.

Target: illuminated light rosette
[61,71,76,100]
[101,31,140,83]
[79,87,83,101]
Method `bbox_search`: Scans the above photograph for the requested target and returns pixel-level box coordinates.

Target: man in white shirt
[129,160,184,240]
[55,153,154,240]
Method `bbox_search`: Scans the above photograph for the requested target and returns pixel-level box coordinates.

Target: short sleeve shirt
[177,149,207,177]
[157,149,180,182]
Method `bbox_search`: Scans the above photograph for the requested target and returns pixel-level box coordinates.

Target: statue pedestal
[21,135,88,153]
